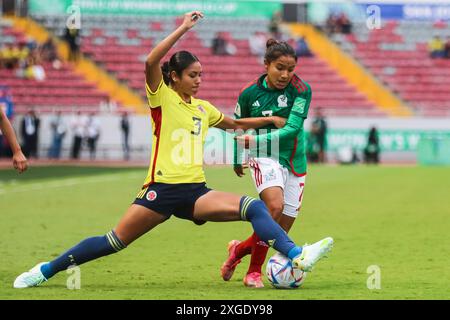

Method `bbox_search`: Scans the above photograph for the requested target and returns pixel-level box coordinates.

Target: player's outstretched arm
[215,115,286,130]
[0,109,27,173]
[145,11,204,92]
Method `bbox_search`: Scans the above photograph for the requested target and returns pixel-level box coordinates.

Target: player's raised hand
[182,11,204,29]
[12,150,28,174]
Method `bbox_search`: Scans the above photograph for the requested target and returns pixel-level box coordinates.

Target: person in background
[20,108,40,159]
[48,111,67,159]
[86,113,101,160]
[70,111,86,159]
[444,36,450,59]
[310,109,327,163]
[364,126,380,164]
[295,37,313,58]
[64,27,81,62]
[428,36,445,59]
[120,112,131,161]
[249,31,267,60]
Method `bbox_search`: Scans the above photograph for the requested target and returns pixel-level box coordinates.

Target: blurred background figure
[249,31,267,59]
[86,113,101,160]
[269,10,283,40]
[211,32,236,56]
[39,37,62,69]
[310,109,328,163]
[120,112,130,161]
[295,36,313,58]
[428,36,445,59]
[20,108,40,159]
[364,127,380,164]
[64,26,81,62]
[48,111,67,159]
[70,111,86,159]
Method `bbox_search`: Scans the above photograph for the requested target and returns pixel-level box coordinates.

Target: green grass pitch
[0,165,449,300]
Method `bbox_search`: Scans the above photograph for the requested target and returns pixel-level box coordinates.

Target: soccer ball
[266,252,306,289]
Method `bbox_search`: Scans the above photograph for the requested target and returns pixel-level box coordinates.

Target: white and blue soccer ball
[266,252,307,289]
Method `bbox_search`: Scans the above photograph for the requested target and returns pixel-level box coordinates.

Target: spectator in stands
[0,43,19,70]
[364,127,380,164]
[269,10,283,40]
[20,108,40,159]
[337,13,352,34]
[310,109,328,163]
[325,13,339,35]
[64,27,81,62]
[295,37,313,58]
[120,112,131,161]
[70,111,86,159]
[23,51,46,82]
[211,32,236,56]
[48,111,67,159]
[86,113,101,160]
[39,37,61,69]
[249,31,267,59]
[428,36,445,59]
[444,37,450,59]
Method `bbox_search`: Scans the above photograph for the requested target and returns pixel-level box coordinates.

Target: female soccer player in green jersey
[14,12,332,289]
[0,107,27,173]
[221,39,321,288]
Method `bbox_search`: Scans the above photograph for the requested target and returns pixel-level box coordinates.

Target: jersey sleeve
[202,101,225,127]
[255,85,311,145]
[145,79,170,108]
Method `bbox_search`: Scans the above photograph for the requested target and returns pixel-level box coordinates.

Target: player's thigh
[193,190,242,222]
[248,158,285,194]
[114,204,168,246]
[283,174,306,220]
[259,186,284,219]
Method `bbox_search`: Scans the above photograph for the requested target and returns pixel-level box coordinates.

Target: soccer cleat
[220,240,242,281]
[13,262,48,289]
[243,272,264,288]
[292,237,334,272]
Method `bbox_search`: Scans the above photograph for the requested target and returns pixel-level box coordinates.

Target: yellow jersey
[143,79,224,186]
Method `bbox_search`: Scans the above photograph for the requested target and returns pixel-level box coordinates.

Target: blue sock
[40,230,126,279]
[240,196,302,257]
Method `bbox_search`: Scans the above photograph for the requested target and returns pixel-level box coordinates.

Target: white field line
[0,172,143,195]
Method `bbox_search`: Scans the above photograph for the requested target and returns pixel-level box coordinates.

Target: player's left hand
[235,135,254,149]
[182,11,204,29]
[13,151,28,174]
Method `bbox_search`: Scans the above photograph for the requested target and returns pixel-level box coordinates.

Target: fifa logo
[366,5,381,30]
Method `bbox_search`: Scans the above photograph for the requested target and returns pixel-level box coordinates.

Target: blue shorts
[133,182,212,224]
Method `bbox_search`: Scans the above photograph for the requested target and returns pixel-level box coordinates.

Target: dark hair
[161,51,200,85]
[264,39,297,64]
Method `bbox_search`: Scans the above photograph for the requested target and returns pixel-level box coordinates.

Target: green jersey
[234,73,312,175]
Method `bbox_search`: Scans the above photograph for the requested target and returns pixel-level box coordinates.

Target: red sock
[247,234,270,275]
[235,232,258,260]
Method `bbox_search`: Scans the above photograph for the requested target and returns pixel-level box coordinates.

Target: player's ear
[170,70,178,83]
[264,60,270,72]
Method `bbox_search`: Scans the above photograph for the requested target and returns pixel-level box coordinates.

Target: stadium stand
[0,18,111,114]
[331,20,450,117]
[32,14,381,117]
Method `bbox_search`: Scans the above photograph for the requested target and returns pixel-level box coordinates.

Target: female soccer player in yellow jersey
[14,12,332,289]
[221,39,317,288]
[0,107,27,173]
